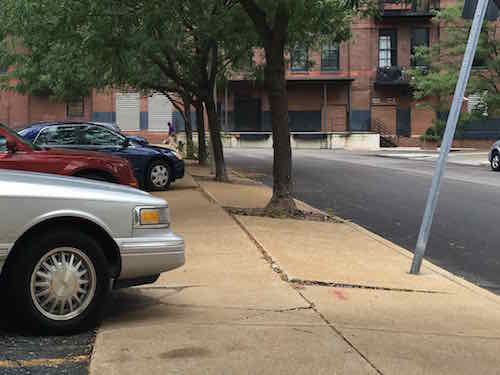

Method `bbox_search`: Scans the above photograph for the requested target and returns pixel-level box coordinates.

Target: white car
[0,169,184,333]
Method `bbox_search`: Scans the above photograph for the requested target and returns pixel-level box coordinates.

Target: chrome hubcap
[493,155,499,169]
[30,247,96,321]
[150,165,169,188]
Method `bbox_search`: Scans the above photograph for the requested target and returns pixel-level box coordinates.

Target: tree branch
[238,0,271,38]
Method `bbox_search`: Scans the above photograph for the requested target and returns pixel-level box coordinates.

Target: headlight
[134,206,169,228]
[172,150,183,160]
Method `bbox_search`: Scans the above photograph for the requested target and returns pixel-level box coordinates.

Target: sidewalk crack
[297,290,385,375]
[228,211,385,374]
[289,279,445,294]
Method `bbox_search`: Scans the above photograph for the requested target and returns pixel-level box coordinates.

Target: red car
[0,124,138,188]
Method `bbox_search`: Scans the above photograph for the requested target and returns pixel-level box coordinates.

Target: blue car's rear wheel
[147,161,172,191]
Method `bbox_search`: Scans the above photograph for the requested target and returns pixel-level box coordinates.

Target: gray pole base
[410,254,423,275]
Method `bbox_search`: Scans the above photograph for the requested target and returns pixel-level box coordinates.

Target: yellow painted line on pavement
[0,355,89,369]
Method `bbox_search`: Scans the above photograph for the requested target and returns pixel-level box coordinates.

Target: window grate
[379,30,397,68]
[291,45,308,72]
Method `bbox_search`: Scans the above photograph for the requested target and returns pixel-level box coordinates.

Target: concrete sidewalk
[376,149,490,167]
[90,170,500,375]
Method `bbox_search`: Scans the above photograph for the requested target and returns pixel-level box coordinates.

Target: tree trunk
[195,100,208,165]
[204,95,228,182]
[264,41,296,212]
[182,95,195,159]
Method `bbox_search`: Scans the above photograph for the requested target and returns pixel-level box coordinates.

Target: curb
[190,169,500,306]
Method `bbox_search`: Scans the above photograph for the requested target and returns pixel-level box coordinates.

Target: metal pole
[225,83,229,130]
[323,84,327,131]
[210,81,216,175]
[410,0,490,274]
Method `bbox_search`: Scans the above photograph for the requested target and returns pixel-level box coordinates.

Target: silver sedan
[0,169,184,333]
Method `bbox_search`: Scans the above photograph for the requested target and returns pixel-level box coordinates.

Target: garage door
[148,94,173,132]
[116,93,140,131]
[325,105,347,132]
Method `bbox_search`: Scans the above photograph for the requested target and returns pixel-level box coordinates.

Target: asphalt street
[0,304,94,375]
[225,148,500,293]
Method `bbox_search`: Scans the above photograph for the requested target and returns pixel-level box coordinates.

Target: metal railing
[379,0,439,14]
[372,119,398,147]
[375,66,409,85]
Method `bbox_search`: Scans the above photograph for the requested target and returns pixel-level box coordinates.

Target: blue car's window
[36,126,80,146]
[80,126,125,146]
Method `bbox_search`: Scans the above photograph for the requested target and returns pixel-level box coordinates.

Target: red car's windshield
[0,124,42,150]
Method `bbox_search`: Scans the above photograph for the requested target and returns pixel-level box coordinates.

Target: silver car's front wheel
[30,247,97,321]
[7,229,110,334]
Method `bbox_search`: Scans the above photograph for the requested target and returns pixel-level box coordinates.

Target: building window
[379,30,397,68]
[67,100,84,118]
[411,28,430,67]
[291,45,308,72]
[321,43,340,71]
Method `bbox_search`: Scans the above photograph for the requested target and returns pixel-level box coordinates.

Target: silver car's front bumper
[116,233,185,280]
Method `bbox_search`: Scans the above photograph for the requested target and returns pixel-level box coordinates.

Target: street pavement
[224,148,500,293]
[0,310,94,374]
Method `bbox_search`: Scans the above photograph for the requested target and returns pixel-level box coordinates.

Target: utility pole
[410,0,491,274]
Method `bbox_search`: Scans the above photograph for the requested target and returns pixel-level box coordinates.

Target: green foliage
[409,3,500,120]
[0,0,257,102]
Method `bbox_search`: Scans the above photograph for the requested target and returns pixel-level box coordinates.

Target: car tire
[147,161,172,191]
[7,229,110,334]
[491,152,500,171]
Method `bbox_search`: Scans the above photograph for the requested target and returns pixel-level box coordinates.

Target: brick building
[1,0,498,146]
[220,0,443,144]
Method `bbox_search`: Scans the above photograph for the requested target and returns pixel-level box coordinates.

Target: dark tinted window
[411,28,429,67]
[36,126,80,146]
[0,136,6,152]
[81,126,124,146]
[321,43,340,71]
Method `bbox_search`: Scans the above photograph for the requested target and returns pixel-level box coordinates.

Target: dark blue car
[19,121,184,191]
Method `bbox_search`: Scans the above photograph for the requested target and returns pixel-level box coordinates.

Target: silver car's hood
[0,169,165,206]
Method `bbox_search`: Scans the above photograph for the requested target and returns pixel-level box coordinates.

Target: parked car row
[0,120,183,191]
[19,121,184,190]
[0,124,139,187]
[0,121,186,334]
